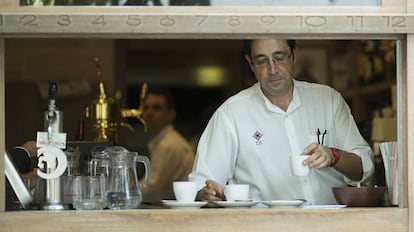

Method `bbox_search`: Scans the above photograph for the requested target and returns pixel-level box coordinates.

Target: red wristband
[330,148,341,167]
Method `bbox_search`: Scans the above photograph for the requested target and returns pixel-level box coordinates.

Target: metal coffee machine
[84,80,125,142]
[84,58,147,143]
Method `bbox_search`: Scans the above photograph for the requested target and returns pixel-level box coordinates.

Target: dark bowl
[332,186,387,207]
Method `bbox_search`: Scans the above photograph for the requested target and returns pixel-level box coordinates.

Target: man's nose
[268,62,279,74]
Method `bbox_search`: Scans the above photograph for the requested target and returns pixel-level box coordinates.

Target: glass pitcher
[105,146,150,210]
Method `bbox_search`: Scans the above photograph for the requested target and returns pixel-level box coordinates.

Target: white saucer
[212,200,260,208]
[162,200,207,209]
[262,200,306,208]
[302,204,347,209]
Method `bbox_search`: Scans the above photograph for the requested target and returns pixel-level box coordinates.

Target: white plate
[162,200,207,209]
[302,204,347,209]
[212,200,260,208]
[262,200,306,208]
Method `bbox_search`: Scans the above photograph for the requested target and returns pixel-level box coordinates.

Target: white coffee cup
[173,181,198,202]
[290,155,310,176]
[224,184,250,201]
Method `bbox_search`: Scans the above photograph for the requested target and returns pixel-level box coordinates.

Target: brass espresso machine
[84,58,148,143]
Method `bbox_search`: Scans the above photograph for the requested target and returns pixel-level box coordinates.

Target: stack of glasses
[379,141,399,206]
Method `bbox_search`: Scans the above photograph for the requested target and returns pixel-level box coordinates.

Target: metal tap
[41,82,66,210]
[120,82,148,132]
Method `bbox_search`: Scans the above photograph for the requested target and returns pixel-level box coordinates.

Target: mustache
[266,75,285,81]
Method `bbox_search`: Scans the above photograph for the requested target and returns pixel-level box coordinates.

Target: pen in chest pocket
[317,128,327,145]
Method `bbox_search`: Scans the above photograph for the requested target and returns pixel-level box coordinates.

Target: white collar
[255,80,301,114]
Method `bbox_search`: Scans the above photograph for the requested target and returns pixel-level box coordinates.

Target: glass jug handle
[136,155,151,187]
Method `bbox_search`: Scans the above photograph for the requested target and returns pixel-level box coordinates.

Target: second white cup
[173,181,198,202]
[224,184,250,201]
[290,155,310,176]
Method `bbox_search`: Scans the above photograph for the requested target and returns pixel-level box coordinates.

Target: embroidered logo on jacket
[253,131,263,145]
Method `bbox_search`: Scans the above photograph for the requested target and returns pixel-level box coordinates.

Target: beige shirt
[142,125,195,193]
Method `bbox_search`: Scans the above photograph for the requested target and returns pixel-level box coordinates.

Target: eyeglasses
[251,52,294,69]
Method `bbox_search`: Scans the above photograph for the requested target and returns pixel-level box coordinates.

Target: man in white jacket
[189,39,374,205]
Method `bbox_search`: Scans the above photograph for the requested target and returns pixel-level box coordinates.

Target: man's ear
[292,47,298,63]
[168,109,176,123]
[245,54,255,73]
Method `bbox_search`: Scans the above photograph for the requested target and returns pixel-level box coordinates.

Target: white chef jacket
[142,125,195,192]
[189,80,375,205]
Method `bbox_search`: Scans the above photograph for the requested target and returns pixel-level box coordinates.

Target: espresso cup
[173,181,198,202]
[224,184,249,201]
[290,155,310,176]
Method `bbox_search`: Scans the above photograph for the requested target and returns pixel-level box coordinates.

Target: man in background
[141,88,195,200]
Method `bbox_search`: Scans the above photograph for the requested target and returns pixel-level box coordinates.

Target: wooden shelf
[0,208,408,232]
[356,80,395,96]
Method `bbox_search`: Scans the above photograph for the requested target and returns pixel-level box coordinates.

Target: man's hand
[196,180,225,207]
[302,143,363,181]
[302,143,333,169]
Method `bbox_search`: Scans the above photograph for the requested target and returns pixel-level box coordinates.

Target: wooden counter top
[0,208,407,232]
